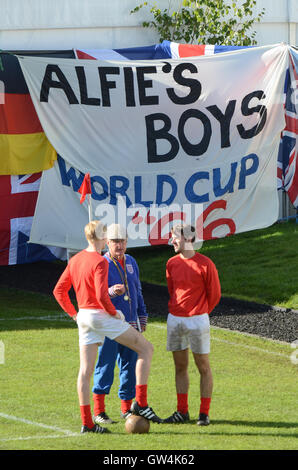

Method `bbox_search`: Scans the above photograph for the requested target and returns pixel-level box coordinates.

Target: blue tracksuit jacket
[92,253,148,400]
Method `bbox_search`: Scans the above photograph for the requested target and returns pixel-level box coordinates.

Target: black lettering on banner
[178,109,212,156]
[166,63,202,105]
[137,66,159,106]
[98,67,120,107]
[75,66,101,106]
[124,67,136,107]
[237,90,267,139]
[40,64,79,104]
[146,113,179,163]
[207,100,236,148]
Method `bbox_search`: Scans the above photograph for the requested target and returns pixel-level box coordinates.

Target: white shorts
[166,313,210,354]
[77,309,130,346]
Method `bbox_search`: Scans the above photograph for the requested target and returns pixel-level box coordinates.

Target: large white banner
[18,44,289,249]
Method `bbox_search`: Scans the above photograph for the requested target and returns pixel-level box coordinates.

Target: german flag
[0,51,58,175]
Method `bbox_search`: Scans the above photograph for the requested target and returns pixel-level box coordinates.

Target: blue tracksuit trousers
[92,336,137,400]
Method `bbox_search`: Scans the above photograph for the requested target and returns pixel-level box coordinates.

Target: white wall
[0,0,296,50]
[0,0,157,49]
[253,0,297,45]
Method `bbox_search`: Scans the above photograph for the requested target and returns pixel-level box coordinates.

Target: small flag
[78,173,91,204]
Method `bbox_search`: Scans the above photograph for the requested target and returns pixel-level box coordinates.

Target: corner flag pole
[88,193,92,222]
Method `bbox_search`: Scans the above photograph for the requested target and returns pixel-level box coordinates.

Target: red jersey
[53,250,117,318]
[166,252,221,317]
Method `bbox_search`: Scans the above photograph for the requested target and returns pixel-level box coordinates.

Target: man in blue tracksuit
[92,223,148,424]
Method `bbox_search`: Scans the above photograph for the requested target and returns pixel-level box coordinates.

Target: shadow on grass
[159,419,298,430]
[0,317,77,332]
[152,419,298,439]
[211,419,298,429]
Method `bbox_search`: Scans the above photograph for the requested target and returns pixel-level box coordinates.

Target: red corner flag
[78,173,91,204]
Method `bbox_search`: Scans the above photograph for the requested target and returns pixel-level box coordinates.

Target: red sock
[121,399,132,414]
[93,393,105,416]
[177,393,188,414]
[135,384,148,407]
[200,397,211,416]
[80,404,94,428]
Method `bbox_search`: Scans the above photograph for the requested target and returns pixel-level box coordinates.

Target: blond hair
[84,220,107,243]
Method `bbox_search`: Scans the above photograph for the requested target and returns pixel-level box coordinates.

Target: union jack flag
[277,50,298,208]
[75,41,248,61]
[0,173,66,264]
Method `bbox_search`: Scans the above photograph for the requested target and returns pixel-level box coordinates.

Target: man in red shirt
[163,224,221,426]
[53,220,161,434]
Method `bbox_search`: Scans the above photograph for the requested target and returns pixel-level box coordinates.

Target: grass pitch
[0,289,297,451]
[128,220,298,310]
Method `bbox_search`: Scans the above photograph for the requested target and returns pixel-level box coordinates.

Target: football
[125,414,150,434]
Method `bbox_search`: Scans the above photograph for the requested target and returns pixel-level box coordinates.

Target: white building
[0,0,297,50]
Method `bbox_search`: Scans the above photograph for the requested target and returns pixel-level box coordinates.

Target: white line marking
[150,324,290,359]
[211,336,289,358]
[0,412,74,435]
[0,433,81,443]
[0,315,69,322]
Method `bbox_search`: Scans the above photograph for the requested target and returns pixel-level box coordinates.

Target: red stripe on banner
[0,220,10,264]
[284,113,298,135]
[286,150,296,174]
[1,191,38,221]
[0,93,43,134]
[0,175,11,196]
[20,173,42,185]
[178,44,206,57]
[76,50,97,60]
[287,153,298,205]
[277,167,283,179]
